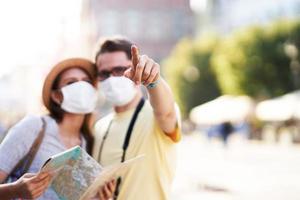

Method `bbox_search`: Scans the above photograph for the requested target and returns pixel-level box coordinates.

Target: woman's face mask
[100,76,137,107]
[60,81,98,114]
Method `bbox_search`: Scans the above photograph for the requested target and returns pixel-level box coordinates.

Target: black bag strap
[121,98,145,162]
[8,117,46,181]
[98,98,145,163]
[112,98,145,199]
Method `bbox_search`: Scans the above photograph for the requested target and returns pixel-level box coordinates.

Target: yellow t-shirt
[93,100,181,200]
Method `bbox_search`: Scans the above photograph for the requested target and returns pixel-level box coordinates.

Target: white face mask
[100,76,137,106]
[61,81,98,114]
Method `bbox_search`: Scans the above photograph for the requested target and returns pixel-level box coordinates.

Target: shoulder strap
[114,98,145,199]
[97,120,113,163]
[11,117,46,177]
[121,98,145,162]
[98,98,146,163]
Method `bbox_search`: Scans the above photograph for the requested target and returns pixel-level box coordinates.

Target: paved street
[171,133,300,200]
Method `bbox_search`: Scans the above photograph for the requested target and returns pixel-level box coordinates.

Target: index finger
[131,45,139,69]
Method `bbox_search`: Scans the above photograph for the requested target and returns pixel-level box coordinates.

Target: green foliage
[212,20,300,98]
[163,35,221,116]
[163,20,300,117]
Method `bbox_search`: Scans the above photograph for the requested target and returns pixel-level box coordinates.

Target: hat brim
[42,58,97,111]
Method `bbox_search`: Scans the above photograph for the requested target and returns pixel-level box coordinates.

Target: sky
[0,0,82,77]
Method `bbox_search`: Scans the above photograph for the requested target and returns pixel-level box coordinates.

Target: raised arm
[124,45,177,134]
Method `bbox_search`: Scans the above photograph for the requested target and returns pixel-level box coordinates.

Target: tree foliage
[212,20,300,98]
[163,35,221,116]
[163,20,300,117]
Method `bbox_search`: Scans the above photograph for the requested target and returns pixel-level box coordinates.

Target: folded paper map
[41,146,143,200]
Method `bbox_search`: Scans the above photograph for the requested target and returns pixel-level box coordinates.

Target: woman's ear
[51,90,63,105]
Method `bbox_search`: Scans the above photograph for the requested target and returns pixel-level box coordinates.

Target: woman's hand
[98,179,116,200]
[12,172,52,199]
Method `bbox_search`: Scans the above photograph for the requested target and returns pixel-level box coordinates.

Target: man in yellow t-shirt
[93,37,181,200]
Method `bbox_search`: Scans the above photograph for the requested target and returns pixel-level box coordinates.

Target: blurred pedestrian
[219,121,234,145]
[93,37,181,200]
[0,58,114,199]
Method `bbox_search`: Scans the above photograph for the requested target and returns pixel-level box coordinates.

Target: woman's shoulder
[2,114,50,149]
[11,114,49,134]
[16,114,43,127]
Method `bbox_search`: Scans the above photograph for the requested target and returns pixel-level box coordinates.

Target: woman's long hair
[48,68,95,154]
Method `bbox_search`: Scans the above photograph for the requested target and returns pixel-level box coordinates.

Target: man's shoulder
[95,113,114,132]
[141,100,153,115]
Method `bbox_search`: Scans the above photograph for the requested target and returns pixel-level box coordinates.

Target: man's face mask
[61,81,98,114]
[100,76,137,106]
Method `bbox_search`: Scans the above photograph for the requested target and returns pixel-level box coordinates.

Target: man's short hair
[95,37,134,61]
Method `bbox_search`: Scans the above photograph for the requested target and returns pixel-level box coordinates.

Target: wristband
[147,79,160,89]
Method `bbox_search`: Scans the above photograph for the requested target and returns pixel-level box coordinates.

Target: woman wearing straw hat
[0,58,115,199]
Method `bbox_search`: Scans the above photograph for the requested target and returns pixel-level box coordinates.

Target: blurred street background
[0,0,300,199]
[172,133,300,200]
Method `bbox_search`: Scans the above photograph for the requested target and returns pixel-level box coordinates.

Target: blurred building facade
[195,0,300,34]
[82,0,195,61]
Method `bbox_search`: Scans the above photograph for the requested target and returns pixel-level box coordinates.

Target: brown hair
[95,37,134,62]
[49,68,94,154]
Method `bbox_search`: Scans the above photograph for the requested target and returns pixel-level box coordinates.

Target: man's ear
[51,90,63,105]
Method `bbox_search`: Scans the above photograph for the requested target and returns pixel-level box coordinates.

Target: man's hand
[13,172,52,199]
[98,179,116,200]
[125,44,179,138]
[124,45,160,86]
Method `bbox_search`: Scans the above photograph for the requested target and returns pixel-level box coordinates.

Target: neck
[114,92,143,113]
[59,113,85,137]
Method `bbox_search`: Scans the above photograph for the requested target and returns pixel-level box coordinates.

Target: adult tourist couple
[0,37,181,200]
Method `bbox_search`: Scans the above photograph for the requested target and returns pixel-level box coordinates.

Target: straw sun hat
[42,58,97,110]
